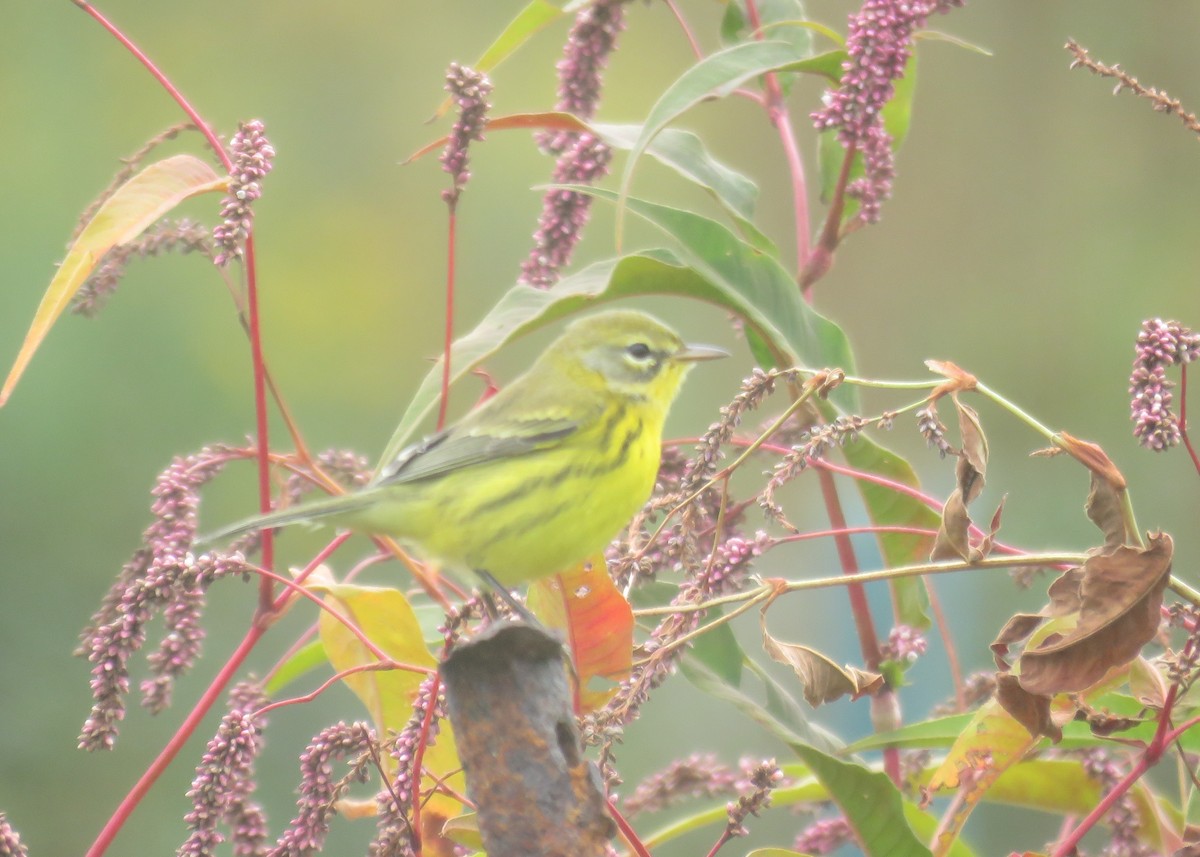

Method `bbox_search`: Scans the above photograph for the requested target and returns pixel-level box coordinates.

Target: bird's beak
[675,343,728,362]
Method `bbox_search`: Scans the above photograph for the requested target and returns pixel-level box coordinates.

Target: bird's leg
[475,570,541,627]
[475,570,579,690]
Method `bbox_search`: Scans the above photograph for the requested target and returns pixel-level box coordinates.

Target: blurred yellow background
[2,2,1199,854]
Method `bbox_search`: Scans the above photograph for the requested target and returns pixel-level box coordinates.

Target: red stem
[84,625,266,857]
[1052,684,1183,856]
[1180,364,1200,476]
[663,0,704,60]
[816,469,881,666]
[72,2,277,599]
[83,534,348,857]
[743,0,810,271]
[252,661,429,719]
[73,2,231,171]
[704,831,733,857]
[244,235,276,610]
[608,800,653,857]
[409,672,442,854]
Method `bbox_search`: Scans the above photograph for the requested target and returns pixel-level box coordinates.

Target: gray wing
[372,417,578,486]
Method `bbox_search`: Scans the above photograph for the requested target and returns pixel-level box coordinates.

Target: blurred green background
[3,2,1199,855]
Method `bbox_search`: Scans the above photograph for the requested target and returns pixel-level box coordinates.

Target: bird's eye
[626,342,652,360]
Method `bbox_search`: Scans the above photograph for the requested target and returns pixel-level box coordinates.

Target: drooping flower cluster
[794,815,854,855]
[761,415,870,529]
[0,813,28,857]
[73,218,213,317]
[371,674,445,857]
[213,120,276,266]
[271,722,376,856]
[519,136,613,288]
[440,63,493,210]
[915,404,952,457]
[519,0,627,289]
[1079,749,1154,857]
[811,0,964,222]
[724,759,783,838]
[178,683,269,857]
[622,753,738,817]
[78,447,250,750]
[1129,318,1199,450]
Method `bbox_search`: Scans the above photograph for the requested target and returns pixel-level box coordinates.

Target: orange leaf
[527,558,633,713]
[403,111,595,164]
[1,154,226,406]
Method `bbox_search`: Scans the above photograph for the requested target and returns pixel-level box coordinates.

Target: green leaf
[616,40,812,234]
[681,648,842,753]
[719,1,814,95]
[572,186,857,409]
[594,123,760,223]
[779,48,847,82]
[377,253,737,464]
[844,714,974,754]
[903,803,978,857]
[687,608,744,686]
[377,228,842,464]
[791,744,932,857]
[840,437,937,628]
[264,639,328,696]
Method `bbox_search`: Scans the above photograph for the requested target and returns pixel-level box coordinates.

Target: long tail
[198,491,379,546]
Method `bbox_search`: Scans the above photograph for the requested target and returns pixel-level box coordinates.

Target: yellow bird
[204,309,725,592]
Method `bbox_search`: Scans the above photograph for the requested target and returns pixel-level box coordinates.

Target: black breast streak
[588,418,645,477]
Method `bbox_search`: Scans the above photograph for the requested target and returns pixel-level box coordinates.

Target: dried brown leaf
[1018,534,1173,696]
[991,613,1046,672]
[954,398,988,501]
[760,612,883,706]
[930,398,990,562]
[925,359,979,400]
[1046,568,1085,617]
[995,674,1061,742]
[974,496,1006,559]
[1085,471,1130,551]
[1058,431,1127,490]
[931,488,971,562]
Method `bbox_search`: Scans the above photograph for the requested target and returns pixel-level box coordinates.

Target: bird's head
[555,309,726,409]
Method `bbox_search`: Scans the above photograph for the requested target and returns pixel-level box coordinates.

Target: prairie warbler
[204,310,725,590]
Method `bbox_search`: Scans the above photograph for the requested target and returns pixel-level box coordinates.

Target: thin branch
[1065,39,1200,138]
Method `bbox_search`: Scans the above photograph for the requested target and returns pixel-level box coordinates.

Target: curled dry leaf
[924,358,978,400]
[1057,431,1127,490]
[1018,533,1173,696]
[996,674,1061,742]
[930,398,991,562]
[1085,471,1130,551]
[759,611,883,707]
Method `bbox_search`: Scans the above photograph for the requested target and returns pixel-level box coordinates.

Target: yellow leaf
[1,154,226,406]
